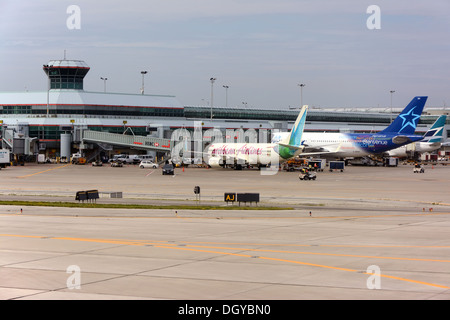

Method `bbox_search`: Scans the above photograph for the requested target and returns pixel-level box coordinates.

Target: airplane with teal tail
[206,105,308,169]
[387,114,447,157]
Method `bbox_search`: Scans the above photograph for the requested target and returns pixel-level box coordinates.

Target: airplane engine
[208,156,222,168]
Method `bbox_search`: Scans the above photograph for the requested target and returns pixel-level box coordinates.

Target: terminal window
[1,105,32,114]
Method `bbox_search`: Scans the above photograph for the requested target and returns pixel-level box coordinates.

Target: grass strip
[0,200,293,211]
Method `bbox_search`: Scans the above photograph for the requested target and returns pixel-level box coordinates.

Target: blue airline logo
[381,96,427,134]
[398,106,421,133]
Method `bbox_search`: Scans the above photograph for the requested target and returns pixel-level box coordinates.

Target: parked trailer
[329,161,345,172]
[0,149,11,169]
[307,159,326,171]
[384,157,399,167]
[37,154,46,163]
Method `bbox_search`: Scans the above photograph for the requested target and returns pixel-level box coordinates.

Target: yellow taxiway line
[0,233,449,290]
[17,163,72,179]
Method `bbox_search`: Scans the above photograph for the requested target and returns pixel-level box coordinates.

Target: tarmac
[1,162,450,301]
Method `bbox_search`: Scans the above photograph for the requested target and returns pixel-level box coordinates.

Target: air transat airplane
[272,96,428,159]
[386,114,447,157]
[206,105,308,169]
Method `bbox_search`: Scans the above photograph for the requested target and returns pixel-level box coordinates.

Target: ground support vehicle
[299,171,317,180]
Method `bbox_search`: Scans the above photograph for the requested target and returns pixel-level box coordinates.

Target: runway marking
[259,256,450,289]
[0,234,47,239]
[1,233,449,289]
[17,163,72,178]
[2,208,450,220]
[166,244,450,263]
[113,239,450,249]
[152,245,450,290]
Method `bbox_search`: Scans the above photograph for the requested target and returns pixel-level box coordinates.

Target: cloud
[1,0,449,108]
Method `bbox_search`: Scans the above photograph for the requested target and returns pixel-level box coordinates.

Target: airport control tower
[43,60,90,90]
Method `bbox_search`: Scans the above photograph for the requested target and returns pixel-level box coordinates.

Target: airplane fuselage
[387,141,442,157]
[206,142,306,167]
[207,143,292,166]
[301,132,423,158]
[209,143,273,158]
[205,105,309,168]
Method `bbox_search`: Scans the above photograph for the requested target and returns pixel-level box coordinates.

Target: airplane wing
[427,142,442,148]
[300,150,342,157]
[392,135,416,145]
[301,142,343,155]
[278,143,303,150]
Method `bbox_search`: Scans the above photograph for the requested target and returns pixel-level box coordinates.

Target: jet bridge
[81,130,172,152]
[1,123,38,156]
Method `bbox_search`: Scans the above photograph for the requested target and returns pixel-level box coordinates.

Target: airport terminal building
[1,58,449,162]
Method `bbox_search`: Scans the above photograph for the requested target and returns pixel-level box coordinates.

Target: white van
[140,155,154,161]
[127,155,141,164]
[110,154,139,164]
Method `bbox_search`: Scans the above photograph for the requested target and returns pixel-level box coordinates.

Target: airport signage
[59,125,73,131]
[224,193,260,205]
[237,193,260,204]
[224,193,236,202]
[75,189,99,202]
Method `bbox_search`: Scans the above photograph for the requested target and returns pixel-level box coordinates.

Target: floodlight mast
[210,77,216,121]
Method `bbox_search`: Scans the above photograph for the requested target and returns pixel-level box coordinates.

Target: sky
[0,0,449,110]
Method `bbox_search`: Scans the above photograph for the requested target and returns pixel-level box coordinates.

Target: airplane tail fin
[277,105,308,159]
[280,105,308,148]
[422,115,447,143]
[380,96,427,134]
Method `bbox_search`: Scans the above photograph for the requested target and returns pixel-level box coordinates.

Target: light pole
[44,64,54,117]
[100,77,108,93]
[47,67,50,117]
[210,78,216,121]
[223,85,229,108]
[298,83,305,108]
[390,90,395,123]
[141,71,148,94]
